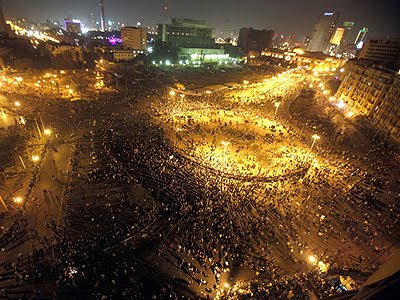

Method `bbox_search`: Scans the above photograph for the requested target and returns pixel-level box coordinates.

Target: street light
[44,128,52,136]
[308,255,317,264]
[337,100,345,109]
[274,102,280,119]
[221,141,230,153]
[31,155,40,162]
[169,90,176,97]
[311,134,320,150]
[14,101,21,107]
[13,196,23,204]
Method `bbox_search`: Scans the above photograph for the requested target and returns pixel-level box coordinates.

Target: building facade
[121,26,147,50]
[65,19,82,34]
[0,5,13,38]
[261,49,345,71]
[371,77,400,142]
[358,38,400,67]
[157,18,215,48]
[112,49,142,62]
[307,11,339,53]
[335,60,400,142]
[354,27,368,49]
[177,47,228,63]
[238,27,274,52]
[0,5,7,36]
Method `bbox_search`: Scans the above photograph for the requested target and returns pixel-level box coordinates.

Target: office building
[335,60,400,142]
[177,47,228,63]
[372,77,400,142]
[0,4,11,37]
[307,11,339,53]
[112,49,143,62]
[341,21,355,45]
[354,27,368,49]
[358,38,400,66]
[157,18,215,48]
[88,12,99,31]
[330,27,345,46]
[261,49,345,71]
[121,26,147,50]
[65,19,82,34]
[238,28,274,52]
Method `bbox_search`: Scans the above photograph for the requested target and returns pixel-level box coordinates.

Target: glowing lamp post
[43,128,52,136]
[221,141,230,153]
[308,255,317,264]
[13,196,23,204]
[311,134,320,150]
[274,102,280,119]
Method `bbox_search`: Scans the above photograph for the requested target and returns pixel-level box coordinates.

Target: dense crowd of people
[0,68,399,299]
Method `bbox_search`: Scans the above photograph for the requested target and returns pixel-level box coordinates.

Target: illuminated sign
[324,12,334,16]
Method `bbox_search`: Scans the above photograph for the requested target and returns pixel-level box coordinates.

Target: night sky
[3,0,399,40]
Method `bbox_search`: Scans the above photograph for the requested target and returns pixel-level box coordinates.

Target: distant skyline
[2,0,399,40]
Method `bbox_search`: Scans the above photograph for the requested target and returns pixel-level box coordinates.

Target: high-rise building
[99,0,105,31]
[354,27,368,49]
[88,12,98,31]
[358,38,400,66]
[330,27,345,46]
[238,28,274,52]
[0,4,9,37]
[335,60,400,142]
[65,19,82,34]
[157,18,215,48]
[121,26,147,50]
[341,21,355,45]
[307,11,340,53]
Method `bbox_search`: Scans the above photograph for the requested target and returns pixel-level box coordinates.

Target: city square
[1,1,400,299]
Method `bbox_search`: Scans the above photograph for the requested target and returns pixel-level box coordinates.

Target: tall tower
[99,0,105,31]
[0,1,8,36]
[355,27,368,49]
[162,0,169,22]
[307,11,340,53]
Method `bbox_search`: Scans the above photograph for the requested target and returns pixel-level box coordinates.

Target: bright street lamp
[14,101,21,107]
[311,134,320,150]
[308,255,317,264]
[31,155,40,162]
[337,100,345,109]
[274,102,280,119]
[169,90,176,97]
[13,196,23,204]
[44,128,52,136]
[221,141,230,153]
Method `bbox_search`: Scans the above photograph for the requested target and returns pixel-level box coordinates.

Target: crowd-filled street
[0,65,399,299]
